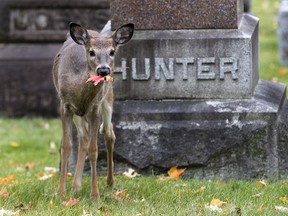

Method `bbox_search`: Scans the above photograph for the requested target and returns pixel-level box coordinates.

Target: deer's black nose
[96,66,110,77]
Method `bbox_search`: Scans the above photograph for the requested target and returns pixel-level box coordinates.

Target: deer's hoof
[90,192,100,200]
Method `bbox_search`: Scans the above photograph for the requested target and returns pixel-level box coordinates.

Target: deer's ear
[70,22,90,45]
[113,23,134,45]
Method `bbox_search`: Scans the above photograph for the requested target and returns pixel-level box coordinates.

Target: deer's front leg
[100,99,116,187]
[88,110,100,200]
[58,104,73,196]
[72,116,89,191]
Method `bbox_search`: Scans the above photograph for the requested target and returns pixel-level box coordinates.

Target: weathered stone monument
[278,0,288,66]
[94,0,288,179]
[0,0,110,116]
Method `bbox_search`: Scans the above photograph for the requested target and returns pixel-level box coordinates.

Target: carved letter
[220,57,238,80]
[155,58,174,80]
[116,58,127,80]
[132,58,150,80]
[197,57,216,80]
[176,58,195,80]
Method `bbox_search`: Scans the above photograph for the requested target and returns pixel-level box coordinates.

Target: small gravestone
[278,0,288,66]
[0,0,110,116]
[100,0,288,179]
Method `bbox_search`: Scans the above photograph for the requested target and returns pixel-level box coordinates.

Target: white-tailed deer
[52,22,134,199]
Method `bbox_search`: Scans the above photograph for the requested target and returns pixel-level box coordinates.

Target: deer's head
[69,22,134,77]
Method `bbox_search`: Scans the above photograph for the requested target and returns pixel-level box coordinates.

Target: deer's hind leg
[58,104,73,196]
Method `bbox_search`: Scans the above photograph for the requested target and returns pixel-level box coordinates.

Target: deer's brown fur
[52,22,134,199]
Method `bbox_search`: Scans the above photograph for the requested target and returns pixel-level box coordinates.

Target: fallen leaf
[256,179,267,187]
[38,167,58,180]
[206,205,223,213]
[279,196,288,203]
[81,210,92,216]
[0,188,9,198]
[257,204,264,212]
[97,206,111,215]
[62,198,79,207]
[15,202,33,212]
[193,186,206,194]
[275,206,288,213]
[0,176,15,186]
[0,209,20,216]
[38,174,54,181]
[123,168,140,178]
[10,141,19,148]
[49,199,54,206]
[167,166,186,179]
[279,68,288,76]
[133,198,146,203]
[25,162,36,170]
[44,166,58,174]
[113,189,128,201]
[210,198,227,207]
[252,193,262,199]
[40,122,50,129]
[49,141,57,154]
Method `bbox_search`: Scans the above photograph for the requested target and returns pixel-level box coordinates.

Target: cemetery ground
[1,0,288,215]
[1,119,288,216]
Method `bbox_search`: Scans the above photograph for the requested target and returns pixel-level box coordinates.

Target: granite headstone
[99,0,288,179]
[278,0,288,66]
[0,0,110,116]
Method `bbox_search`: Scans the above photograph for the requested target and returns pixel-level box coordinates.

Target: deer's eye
[89,50,95,57]
[109,49,115,57]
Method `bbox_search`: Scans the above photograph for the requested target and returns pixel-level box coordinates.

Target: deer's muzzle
[96,66,111,77]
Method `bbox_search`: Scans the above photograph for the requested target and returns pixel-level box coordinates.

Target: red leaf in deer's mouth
[86,75,113,86]
[86,75,105,86]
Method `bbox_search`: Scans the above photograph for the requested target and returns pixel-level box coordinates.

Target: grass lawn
[1,0,288,215]
[1,119,288,215]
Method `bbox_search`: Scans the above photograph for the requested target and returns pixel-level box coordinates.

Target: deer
[52,21,134,199]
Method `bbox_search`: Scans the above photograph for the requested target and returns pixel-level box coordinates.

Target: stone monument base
[81,80,286,180]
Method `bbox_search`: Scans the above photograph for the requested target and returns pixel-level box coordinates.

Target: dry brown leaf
[257,204,264,212]
[113,189,128,201]
[0,188,9,198]
[279,196,288,203]
[0,175,15,186]
[10,141,19,148]
[15,202,33,212]
[210,198,227,207]
[256,179,267,187]
[279,68,288,76]
[193,186,206,194]
[252,193,262,199]
[24,162,36,170]
[62,198,79,207]
[167,166,186,179]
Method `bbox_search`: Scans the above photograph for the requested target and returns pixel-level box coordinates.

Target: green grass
[1,119,288,215]
[1,0,288,215]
